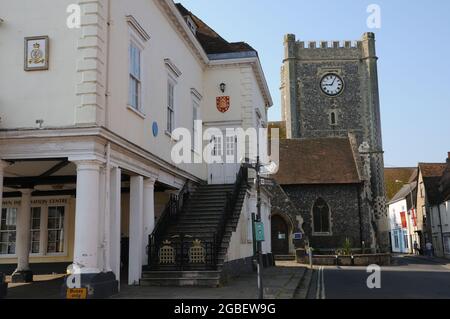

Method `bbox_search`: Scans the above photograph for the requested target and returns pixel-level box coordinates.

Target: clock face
[320,74,344,96]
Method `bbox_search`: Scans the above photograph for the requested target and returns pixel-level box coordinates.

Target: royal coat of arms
[24,36,49,71]
[216,96,230,113]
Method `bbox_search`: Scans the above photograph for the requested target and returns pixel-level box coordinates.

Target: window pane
[47,207,65,254]
[0,208,17,255]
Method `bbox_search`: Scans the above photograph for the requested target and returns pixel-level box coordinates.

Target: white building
[0,0,273,297]
[388,182,418,254]
[429,154,450,258]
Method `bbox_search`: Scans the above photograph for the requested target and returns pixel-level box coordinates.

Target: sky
[181,0,450,167]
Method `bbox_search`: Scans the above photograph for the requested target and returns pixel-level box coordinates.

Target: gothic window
[313,198,331,234]
[329,111,337,126]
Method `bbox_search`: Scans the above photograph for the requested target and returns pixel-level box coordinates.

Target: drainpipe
[104,0,111,128]
[103,142,112,272]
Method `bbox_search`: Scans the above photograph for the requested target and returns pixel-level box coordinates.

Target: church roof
[273,137,362,185]
[175,3,257,56]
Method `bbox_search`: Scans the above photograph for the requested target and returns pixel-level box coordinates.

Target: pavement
[307,255,450,299]
[3,262,307,299]
[114,262,306,299]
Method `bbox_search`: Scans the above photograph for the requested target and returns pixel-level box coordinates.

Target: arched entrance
[271,214,289,255]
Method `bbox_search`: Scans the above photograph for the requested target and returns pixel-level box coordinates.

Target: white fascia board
[208,57,273,108]
[163,0,209,65]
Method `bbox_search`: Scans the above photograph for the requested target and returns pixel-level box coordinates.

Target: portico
[0,127,198,297]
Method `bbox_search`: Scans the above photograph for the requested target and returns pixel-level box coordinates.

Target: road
[308,255,450,299]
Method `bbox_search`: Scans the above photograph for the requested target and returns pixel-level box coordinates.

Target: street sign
[255,222,265,242]
[66,288,87,299]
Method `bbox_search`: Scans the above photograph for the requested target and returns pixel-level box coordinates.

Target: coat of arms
[29,42,45,65]
[24,36,49,71]
[216,96,230,113]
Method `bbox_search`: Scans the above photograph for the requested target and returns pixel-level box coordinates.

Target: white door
[208,132,240,185]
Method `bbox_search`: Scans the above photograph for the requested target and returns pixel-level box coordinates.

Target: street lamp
[242,156,264,300]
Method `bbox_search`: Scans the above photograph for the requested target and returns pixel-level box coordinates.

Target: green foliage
[336,238,353,256]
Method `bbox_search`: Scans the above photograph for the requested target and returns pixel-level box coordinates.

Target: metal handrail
[149,181,190,265]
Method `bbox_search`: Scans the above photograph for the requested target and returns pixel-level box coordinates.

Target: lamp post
[243,156,264,300]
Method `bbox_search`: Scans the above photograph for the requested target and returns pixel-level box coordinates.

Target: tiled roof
[389,181,417,205]
[175,3,257,55]
[418,163,446,178]
[384,167,417,201]
[441,160,450,201]
[419,163,447,205]
[273,137,362,185]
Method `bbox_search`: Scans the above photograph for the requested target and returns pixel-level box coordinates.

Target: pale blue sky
[181,0,450,167]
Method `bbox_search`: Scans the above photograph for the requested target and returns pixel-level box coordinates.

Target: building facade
[278,32,388,251]
[429,154,450,258]
[415,163,447,251]
[271,137,374,254]
[388,182,417,254]
[0,0,272,297]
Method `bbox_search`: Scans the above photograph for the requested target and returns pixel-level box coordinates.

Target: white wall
[0,0,79,129]
[226,189,271,263]
[388,199,412,253]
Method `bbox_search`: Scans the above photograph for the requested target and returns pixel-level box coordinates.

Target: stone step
[140,277,221,288]
[142,270,221,279]
[275,255,296,261]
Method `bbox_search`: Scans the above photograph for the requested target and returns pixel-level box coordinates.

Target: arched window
[313,198,330,233]
[330,111,337,125]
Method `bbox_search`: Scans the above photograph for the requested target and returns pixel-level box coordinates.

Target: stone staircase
[141,180,248,287]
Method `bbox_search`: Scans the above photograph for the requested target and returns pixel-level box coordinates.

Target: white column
[142,178,156,266]
[73,160,102,273]
[109,167,122,287]
[129,176,143,285]
[15,189,33,272]
[0,161,9,217]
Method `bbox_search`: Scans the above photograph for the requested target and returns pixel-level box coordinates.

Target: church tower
[280,32,389,251]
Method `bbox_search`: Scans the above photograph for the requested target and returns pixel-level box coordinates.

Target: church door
[271,215,289,255]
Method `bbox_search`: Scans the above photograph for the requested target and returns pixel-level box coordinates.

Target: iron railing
[149,182,190,265]
[152,235,217,271]
[148,165,248,270]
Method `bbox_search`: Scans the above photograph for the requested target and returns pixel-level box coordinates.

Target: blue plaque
[152,122,158,137]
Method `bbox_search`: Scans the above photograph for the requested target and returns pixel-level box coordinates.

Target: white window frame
[166,75,177,135]
[0,198,70,259]
[191,89,202,153]
[127,29,146,118]
[0,207,18,257]
[164,59,182,137]
[30,207,42,255]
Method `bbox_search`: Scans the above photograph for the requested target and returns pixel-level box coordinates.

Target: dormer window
[185,16,197,35]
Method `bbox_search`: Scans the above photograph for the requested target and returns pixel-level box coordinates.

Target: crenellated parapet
[284,33,377,61]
